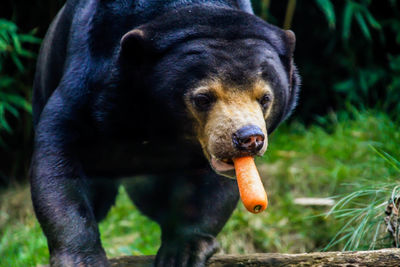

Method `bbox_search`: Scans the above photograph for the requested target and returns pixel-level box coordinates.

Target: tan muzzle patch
[187,79,272,166]
[205,90,268,160]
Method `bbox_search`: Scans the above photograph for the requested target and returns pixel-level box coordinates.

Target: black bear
[31,0,300,266]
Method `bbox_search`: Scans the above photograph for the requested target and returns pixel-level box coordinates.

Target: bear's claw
[155,233,219,267]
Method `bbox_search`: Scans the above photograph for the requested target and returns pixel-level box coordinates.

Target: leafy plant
[307,0,400,120]
[341,0,381,41]
[0,19,40,144]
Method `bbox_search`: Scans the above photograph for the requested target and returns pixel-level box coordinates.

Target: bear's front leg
[153,171,239,267]
[30,92,109,267]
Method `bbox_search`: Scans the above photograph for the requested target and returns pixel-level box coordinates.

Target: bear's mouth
[210,156,236,178]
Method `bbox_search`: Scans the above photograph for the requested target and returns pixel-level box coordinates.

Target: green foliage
[334,54,400,116]
[322,0,399,118]
[0,187,49,267]
[99,186,161,257]
[341,0,381,41]
[0,19,41,72]
[325,148,400,251]
[318,0,399,119]
[0,19,40,144]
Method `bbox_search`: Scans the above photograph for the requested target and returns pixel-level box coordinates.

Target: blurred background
[0,0,399,266]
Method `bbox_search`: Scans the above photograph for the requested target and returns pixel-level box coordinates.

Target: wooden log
[109,248,400,267]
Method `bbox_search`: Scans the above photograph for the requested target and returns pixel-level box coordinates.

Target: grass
[323,148,400,251]
[0,109,399,266]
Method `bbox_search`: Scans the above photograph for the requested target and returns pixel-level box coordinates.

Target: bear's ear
[281,30,300,121]
[119,29,157,65]
[284,30,296,56]
[282,30,296,89]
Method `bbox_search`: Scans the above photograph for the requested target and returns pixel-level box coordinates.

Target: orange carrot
[233,156,268,214]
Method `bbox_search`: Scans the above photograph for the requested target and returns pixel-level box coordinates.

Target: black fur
[31,0,300,266]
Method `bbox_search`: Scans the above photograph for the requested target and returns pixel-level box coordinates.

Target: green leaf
[0,104,12,133]
[355,12,371,40]
[358,71,368,95]
[0,76,15,88]
[362,8,381,30]
[0,19,17,32]
[334,79,355,92]
[11,34,22,54]
[314,0,336,28]
[0,92,32,112]
[10,52,24,72]
[0,31,11,49]
[388,55,400,72]
[3,102,20,118]
[18,48,36,58]
[18,34,41,44]
[342,1,354,40]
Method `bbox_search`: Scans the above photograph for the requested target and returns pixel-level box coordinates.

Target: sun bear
[31,0,300,266]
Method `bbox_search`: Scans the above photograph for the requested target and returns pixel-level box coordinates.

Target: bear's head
[119,6,300,177]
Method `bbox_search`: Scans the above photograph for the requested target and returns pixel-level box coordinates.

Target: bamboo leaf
[315,0,336,28]
[342,1,354,40]
[0,76,15,88]
[11,34,22,54]
[355,12,371,40]
[360,5,381,30]
[0,92,31,112]
[18,48,36,58]
[0,104,12,133]
[3,102,19,118]
[18,34,41,44]
[10,52,24,72]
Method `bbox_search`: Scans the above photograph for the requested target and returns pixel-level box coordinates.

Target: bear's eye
[259,94,271,111]
[192,93,215,111]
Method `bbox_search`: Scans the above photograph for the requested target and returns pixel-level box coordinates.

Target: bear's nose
[232,125,265,153]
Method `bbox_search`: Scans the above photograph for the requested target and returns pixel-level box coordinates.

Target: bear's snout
[232,125,265,154]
